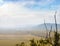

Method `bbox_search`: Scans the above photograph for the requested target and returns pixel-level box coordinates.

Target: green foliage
[16,44,19,46]
[39,39,49,44]
[30,39,37,46]
[53,32,60,46]
[39,39,44,44]
[20,42,25,46]
[15,42,25,46]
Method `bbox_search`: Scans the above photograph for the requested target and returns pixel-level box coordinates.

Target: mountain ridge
[32,23,60,31]
[0,23,60,34]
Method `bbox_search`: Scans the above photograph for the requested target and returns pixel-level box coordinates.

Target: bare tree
[54,11,57,32]
[44,20,48,38]
[53,11,59,46]
[49,25,52,38]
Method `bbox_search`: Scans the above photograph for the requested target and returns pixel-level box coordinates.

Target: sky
[0,0,60,29]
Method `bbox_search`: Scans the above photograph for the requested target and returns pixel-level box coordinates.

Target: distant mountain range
[0,23,60,34]
[28,23,60,31]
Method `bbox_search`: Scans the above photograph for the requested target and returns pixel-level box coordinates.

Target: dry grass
[0,34,41,46]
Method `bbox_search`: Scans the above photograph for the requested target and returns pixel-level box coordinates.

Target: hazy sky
[0,0,60,28]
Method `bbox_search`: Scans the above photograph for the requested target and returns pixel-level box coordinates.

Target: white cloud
[3,0,54,6]
[22,0,54,6]
[0,1,60,28]
[0,0,3,2]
